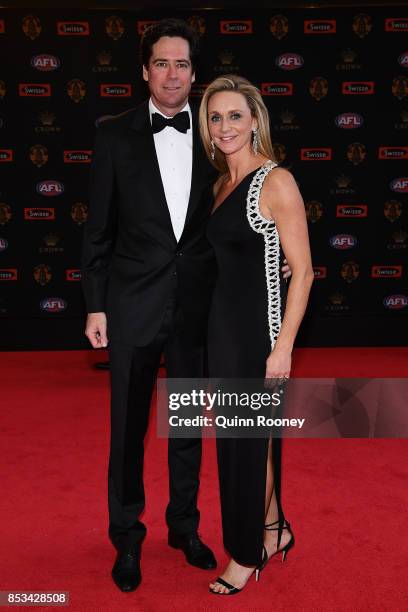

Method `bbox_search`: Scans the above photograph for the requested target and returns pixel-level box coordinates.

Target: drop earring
[210,139,215,161]
[252,128,259,155]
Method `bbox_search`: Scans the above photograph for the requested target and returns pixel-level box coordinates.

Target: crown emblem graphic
[280,110,295,125]
[98,51,112,66]
[219,50,234,65]
[335,174,352,188]
[341,48,357,63]
[44,233,60,247]
[393,229,407,244]
[39,111,55,126]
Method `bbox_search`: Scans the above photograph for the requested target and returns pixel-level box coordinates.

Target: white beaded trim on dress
[246,160,281,349]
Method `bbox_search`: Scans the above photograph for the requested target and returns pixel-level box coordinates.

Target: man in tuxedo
[82,19,217,592]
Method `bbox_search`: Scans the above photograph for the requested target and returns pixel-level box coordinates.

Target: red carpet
[1,348,407,611]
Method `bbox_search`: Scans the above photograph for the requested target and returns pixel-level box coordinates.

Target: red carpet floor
[1,348,407,611]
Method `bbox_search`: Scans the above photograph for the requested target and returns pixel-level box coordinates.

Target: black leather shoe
[168,531,217,570]
[111,547,141,592]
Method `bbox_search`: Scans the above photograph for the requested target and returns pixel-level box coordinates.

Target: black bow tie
[151,111,190,134]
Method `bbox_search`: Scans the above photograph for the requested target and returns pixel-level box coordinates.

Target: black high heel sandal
[209,521,295,594]
[255,519,295,581]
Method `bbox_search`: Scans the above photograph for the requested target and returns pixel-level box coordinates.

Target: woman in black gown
[198,75,313,594]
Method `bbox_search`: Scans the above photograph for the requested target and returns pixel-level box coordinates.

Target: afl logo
[390,177,408,192]
[276,53,304,70]
[31,55,60,71]
[330,234,357,249]
[398,52,408,68]
[40,297,67,313]
[383,295,408,309]
[0,237,8,251]
[335,113,363,128]
[36,180,64,196]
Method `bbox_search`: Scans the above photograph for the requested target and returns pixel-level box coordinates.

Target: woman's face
[207,91,257,158]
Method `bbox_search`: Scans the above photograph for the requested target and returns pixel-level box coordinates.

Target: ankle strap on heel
[265,520,290,531]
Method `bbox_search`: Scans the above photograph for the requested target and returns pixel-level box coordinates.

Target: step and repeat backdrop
[0,7,407,347]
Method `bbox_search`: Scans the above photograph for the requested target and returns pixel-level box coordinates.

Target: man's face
[143,36,195,116]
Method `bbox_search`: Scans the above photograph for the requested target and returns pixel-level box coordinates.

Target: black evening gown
[207,161,287,566]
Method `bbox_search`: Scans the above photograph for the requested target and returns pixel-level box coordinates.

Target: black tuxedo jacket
[81,101,217,346]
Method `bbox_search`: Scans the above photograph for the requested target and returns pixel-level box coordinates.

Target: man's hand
[281,258,292,280]
[85,312,108,348]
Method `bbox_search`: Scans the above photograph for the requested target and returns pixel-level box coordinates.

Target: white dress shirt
[149,98,193,242]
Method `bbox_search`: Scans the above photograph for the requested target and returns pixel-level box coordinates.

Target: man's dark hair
[140,18,200,71]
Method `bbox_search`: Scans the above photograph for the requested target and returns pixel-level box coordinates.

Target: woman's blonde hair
[199,74,276,174]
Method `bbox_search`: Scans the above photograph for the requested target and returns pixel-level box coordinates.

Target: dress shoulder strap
[246,160,282,350]
[246,161,278,232]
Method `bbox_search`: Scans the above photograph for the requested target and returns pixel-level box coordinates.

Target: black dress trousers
[107,294,205,552]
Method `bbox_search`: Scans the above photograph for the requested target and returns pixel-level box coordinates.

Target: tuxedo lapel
[130,102,177,245]
[182,105,208,233]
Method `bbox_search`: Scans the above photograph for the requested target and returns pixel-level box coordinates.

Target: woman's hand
[265,348,291,381]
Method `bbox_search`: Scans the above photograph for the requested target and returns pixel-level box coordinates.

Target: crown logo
[44,233,59,247]
[97,50,112,66]
[39,111,55,126]
[341,48,357,63]
[330,292,345,305]
[335,174,352,188]
[400,109,408,123]
[393,229,408,244]
[219,50,234,65]
[280,110,295,125]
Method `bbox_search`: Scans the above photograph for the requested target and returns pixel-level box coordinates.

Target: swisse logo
[0,149,13,161]
[313,266,327,279]
[31,54,60,71]
[0,238,8,251]
[63,150,92,163]
[40,297,67,312]
[261,83,293,96]
[398,51,408,67]
[301,148,332,160]
[330,234,357,249]
[304,19,336,34]
[342,81,375,94]
[220,20,253,34]
[385,18,408,32]
[66,269,81,281]
[36,180,64,196]
[384,294,408,309]
[335,113,363,128]
[57,22,90,35]
[371,265,402,278]
[336,204,368,217]
[390,177,408,192]
[0,268,17,280]
[24,207,55,220]
[19,83,51,96]
[379,147,408,159]
[100,84,131,97]
[276,53,304,70]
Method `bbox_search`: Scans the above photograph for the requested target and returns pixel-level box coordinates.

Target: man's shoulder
[96,102,148,133]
